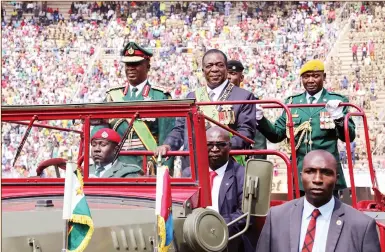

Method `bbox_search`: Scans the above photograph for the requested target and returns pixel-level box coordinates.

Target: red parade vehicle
[1,99,384,251]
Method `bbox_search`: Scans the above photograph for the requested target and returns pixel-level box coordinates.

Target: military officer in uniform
[255,60,356,195]
[89,128,141,178]
[92,42,175,175]
[227,60,267,160]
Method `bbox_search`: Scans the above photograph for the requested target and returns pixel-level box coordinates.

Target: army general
[92,42,175,175]
[255,60,356,195]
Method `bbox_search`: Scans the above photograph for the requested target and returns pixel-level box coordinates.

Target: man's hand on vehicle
[154,145,171,157]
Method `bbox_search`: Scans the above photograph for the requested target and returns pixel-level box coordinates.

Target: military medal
[219,105,235,125]
[320,112,325,129]
[325,112,330,129]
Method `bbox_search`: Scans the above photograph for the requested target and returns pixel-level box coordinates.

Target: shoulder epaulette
[151,84,170,94]
[285,93,302,104]
[107,86,125,93]
[328,91,346,98]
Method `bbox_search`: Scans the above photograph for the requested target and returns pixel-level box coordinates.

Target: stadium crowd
[2,1,385,178]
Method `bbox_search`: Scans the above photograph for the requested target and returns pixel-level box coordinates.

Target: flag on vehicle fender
[155,165,174,252]
[63,163,94,252]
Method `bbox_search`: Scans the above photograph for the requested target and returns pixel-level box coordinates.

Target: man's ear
[240,74,244,82]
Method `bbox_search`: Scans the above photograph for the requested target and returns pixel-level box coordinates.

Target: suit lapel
[295,92,311,117]
[290,198,304,252]
[325,198,345,252]
[218,161,235,210]
[102,161,121,178]
[89,164,96,175]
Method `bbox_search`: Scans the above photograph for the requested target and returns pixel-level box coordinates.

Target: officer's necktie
[209,170,217,190]
[309,96,316,112]
[301,209,321,252]
[95,166,105,177]
[131,87,138,99]
[209,91,215,101]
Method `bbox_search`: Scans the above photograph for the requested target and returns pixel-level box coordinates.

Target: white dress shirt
[306,88,323,104]
[299,197,335,252]
[130,79,148,95]
[97,162,112,177]
[209,161,228,212]
[206,80,229,101]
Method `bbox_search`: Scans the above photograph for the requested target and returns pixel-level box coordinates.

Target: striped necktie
[301,209,321,252]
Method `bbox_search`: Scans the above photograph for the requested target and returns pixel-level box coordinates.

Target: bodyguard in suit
[156,49,256,168]
[255,59,355,193]
[228,59,267,160]
[89,128,141,178]
[92,42,175,175]
[183,126,256,252]
[256,150,380,252]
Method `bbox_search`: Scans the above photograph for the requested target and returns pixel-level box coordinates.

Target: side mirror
[227,159,273,241]
[242,159,273,217]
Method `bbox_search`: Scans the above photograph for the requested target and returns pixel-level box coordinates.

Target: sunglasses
[207,141,229,149]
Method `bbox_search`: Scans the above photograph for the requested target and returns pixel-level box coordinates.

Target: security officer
[255,59,356,195]
[89,128,141,178]
[92,42,175,175]
[228,60,267,160]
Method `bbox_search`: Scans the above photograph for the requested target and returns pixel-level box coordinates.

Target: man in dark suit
[183,126,256,252]
[255,60,356,194]
[256,150,380,252]
[228,60,267,160]
[89,128,141,178]
[156,49,256,167]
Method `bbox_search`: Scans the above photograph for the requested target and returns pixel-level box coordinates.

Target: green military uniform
[92,42,175,175]
[257,88,356,190]
[89,160,141,178]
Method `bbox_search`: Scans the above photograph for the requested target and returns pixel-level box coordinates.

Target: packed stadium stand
[2,1,385,180]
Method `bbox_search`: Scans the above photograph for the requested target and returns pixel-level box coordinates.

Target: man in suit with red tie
[183,126,256,252]
[256,150,380,252]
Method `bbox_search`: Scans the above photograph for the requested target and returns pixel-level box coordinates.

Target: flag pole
[62,220,68,252]
[62,151,74,252]
[154,154,164,252]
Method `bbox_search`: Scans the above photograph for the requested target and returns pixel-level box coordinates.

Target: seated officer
[90,128,141,178]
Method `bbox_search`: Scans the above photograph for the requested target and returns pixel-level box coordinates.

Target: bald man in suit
[256,150,380,252]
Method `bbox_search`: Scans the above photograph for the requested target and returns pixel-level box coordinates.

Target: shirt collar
[306,88,323,103]
[210,160,229,176]
[206,79,228,98]
[130,79,148,94]
[97,162,112,172]
[303,196,335,219]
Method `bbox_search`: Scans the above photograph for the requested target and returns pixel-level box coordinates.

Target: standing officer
[228,60,267,160]
[255,60,356,195]
[92,42,175,175]
[155,49,256,168]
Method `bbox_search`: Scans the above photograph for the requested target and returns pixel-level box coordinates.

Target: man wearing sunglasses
[182,126,256,252]
[92,42,175,175]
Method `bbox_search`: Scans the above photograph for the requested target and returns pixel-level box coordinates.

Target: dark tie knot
[132,87,138,93]
[309,96,316,104]
[311,209,321,219]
